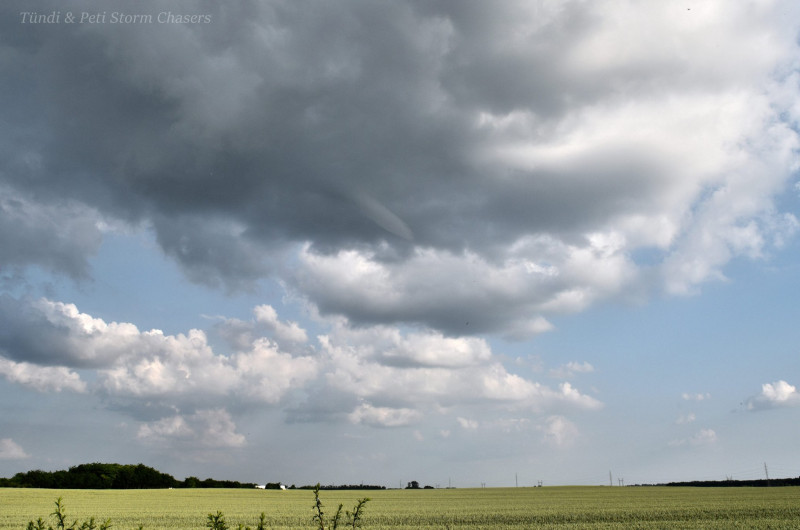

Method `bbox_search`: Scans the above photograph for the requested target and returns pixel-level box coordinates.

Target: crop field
[2,486,800,529]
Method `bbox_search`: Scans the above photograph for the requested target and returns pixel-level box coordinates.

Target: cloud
[0,438,29,460]
[318,318,493,370]
[550,361,594,379]
[99,329,320,407]
[232,339,320,405]
[0,295,602,445]
[691,429,718,446]
[457,417,479,430]
[137,415,193,442]
[670,428,717,447]
[540,415,579,447]
[253,305,308,344]
[348,403,421,428]
[676,413,696,425]
[318,323,602,415]
[0,358,86,393]
[746,380,800,411]
[553,382,603,410]
[294,238,635,339]
[1,1,797,338]
[0,295,142,368]
[682,392,711,402]
[493,417,531,434]
[152,215,282,293]
[354,192,414,241]
[138,408,246,449]
[0,296,319,415]
[215,305,311,352]
[1,0,799,488]
[0,186,103,280]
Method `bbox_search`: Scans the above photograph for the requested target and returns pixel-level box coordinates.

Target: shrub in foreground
[311,484,370,530]
[26,497,111,530]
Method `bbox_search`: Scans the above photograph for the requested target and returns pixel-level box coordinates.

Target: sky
[1,0,800,488]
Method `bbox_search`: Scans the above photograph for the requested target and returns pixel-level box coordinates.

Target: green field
[2,486,800,529]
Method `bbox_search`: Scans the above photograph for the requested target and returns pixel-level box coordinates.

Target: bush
[26,497,111,530]
[312,483,370,529]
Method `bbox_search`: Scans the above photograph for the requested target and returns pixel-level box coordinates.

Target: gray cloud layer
[2,0,799,338]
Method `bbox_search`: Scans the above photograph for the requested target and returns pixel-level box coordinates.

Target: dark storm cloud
[0,295,90,366]
[0,188,102,279]
[2,2,460,260]
[419,1,597,116]
[1,1,798,334]
[2,1,595,253]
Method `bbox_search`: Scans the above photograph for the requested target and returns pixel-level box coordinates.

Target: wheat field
[2,486,800,529]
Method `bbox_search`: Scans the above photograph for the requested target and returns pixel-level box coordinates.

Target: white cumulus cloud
[320,327,602,416]
[550,361,595,379]
[746,380,800,410]
[540,415,579,447]
[0,438,29,460]
[0,358,86,393]
[670,428,717,447]
[138,408,246,449]
[253,305,309,344]
[348,403,421,428]
[457,417,479,430]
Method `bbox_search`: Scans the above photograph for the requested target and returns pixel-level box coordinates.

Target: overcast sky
[2,0,800,487]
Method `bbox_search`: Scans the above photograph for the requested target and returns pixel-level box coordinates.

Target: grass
[2,486,800,529]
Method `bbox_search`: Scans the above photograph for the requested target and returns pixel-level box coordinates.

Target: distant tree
[6,463,179,489]
[406,481,420,489]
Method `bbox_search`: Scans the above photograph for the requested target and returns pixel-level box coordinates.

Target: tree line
[663,477,800,487]
[297,484,386,490]
[0,463,257,489]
